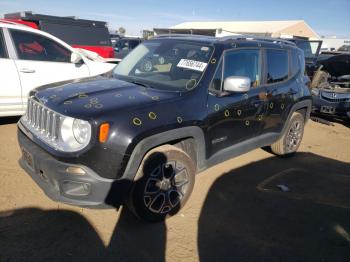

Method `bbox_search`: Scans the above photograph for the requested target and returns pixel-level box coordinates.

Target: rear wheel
[269,111,305,156]
[127,145,196,222]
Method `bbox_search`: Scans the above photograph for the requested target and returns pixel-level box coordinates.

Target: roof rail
[154,34,216,39]
[219,34,296,46]
[153,33,296,47]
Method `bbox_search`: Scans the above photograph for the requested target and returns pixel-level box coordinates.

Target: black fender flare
[121,126,206,181]
[279,99,312,139]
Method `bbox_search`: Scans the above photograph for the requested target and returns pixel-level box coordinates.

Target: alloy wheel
[285,119,303,153]
[143,161,189,214]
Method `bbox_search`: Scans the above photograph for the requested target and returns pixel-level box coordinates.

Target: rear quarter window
[266,49,289,84]
[290,48,300,77]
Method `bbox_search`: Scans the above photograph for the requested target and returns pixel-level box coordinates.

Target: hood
[318,54,350,77]
[32,77,182,119]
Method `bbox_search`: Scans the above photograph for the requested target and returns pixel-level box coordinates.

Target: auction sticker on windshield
[177,59,208,72]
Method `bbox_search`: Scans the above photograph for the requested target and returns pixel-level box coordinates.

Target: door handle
[20,68,36,73]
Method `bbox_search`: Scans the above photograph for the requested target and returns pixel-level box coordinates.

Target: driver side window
[224,49,261,88]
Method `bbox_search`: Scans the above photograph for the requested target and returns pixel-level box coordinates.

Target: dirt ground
[0,117,349,262]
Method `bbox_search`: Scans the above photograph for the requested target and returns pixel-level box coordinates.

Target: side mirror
[223,76,251,93]
[71,52,83,64]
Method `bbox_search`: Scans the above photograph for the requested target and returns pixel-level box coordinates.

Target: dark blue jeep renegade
[18,35,312,221]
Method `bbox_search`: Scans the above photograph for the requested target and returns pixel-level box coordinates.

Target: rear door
[9,29,90,105]
[262,48,297,134]
[0,28,23,116]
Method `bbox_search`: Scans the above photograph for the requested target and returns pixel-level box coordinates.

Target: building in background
[320,37,350,51]
[154,20,319,39]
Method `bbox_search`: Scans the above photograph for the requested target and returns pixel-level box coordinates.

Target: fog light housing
[66,166,86,175]
[62,180,91,196]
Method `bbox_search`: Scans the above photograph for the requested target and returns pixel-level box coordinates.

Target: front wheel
[269,111,305,156]
[126,145,196,222]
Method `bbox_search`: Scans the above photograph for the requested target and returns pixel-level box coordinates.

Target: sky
[1,0,349,37]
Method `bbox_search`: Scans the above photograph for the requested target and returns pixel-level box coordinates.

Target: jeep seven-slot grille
[25,97,61,141]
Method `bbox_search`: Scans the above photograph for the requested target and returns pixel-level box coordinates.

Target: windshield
[295,40,321,58]
[113,39,213,91]
[338,45,350,52]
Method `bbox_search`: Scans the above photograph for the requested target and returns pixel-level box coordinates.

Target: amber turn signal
[99,123,110,143]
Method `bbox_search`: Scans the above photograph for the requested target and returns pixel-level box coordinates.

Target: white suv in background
[0,20,116,117]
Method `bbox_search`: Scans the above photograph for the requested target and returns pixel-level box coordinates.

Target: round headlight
[73,119,91,144]
[60,117,91,151]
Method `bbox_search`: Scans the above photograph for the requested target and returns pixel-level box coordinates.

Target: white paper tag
[177,59,208,72]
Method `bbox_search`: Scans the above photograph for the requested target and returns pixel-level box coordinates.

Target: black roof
[153,34,296,48]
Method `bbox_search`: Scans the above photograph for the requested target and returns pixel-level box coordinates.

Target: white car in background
[0,20,116,117]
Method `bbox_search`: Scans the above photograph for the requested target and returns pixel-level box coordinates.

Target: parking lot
[0,117,349,261]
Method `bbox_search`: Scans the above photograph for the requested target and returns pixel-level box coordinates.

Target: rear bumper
[18,127,120,208]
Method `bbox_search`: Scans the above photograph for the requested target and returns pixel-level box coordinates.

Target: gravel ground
[0,117,349,262]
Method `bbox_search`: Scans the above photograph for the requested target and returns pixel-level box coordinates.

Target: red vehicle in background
[4,11,114,58]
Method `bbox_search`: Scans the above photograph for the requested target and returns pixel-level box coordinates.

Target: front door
[206,48,267,157]
[0,28,23,116]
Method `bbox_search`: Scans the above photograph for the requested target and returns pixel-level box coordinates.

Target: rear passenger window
[266,49,289,84]
[0,30,7,58]
[10,29,71,63]
[290,49,300,77]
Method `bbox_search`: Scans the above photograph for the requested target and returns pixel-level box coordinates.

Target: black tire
[269,111,305,156]
[126,145,196,222]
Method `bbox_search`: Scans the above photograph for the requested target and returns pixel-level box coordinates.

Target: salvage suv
[18,35,312,221]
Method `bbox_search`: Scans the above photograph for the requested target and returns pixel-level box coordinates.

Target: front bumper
[18,127,121,208]
[312,94,350,119]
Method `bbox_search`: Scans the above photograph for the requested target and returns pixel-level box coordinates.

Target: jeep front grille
[24,97,61,141]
